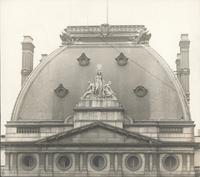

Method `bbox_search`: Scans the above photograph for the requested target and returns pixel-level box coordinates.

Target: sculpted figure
[94,65,104,97]
[81,81,95,99]
[103,81,115,98]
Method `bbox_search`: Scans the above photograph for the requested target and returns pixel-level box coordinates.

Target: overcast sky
[1,0,200,134]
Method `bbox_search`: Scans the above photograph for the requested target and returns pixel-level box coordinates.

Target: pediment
[36,122,161,145]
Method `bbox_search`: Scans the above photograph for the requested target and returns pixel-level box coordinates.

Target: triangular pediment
[36,122,161,145]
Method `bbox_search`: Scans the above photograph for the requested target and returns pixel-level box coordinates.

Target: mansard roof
[11,24,190,122]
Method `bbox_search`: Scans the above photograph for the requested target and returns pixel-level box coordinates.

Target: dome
[11,25,190,122]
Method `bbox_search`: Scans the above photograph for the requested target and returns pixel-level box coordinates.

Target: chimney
[175,53,181,81]
[40,54,47,62]
[179,34,190,103]
[21,36,35,87]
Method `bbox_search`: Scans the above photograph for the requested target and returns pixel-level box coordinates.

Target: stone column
[149,154,153,171]
[182,154,187,171]
[5,152,10,171]
[152,154,157,171]
[82,153,88,171]
[187,154,190,171]
[117,153,122,171]
[110,153,115,171]
[144,153,150,171]
[11,153,18,172]
[75,153,80,171]
[152,153,160,172]
[46,153,53,171]
[190,154,194,171]
[39,153,45,172]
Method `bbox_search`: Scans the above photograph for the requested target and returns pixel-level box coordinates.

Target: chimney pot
[41,54,48,57]
[21,35,34,87]
[23,36,34,43]
[181,34,189,41]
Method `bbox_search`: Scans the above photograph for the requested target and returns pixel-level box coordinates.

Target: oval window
[22,155,36,170]
[56,155,72,171]
[91,155,107,171]
[163,155,179,171]
[126,155,142,171]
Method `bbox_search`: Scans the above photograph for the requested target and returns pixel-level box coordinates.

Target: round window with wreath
[56,155,72,171]
[21,155,37,171]
[162,155,179,171]
[90,155,107,171]
[125,155,142,171]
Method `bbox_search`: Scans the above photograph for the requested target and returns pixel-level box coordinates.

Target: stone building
[2,24,200,177]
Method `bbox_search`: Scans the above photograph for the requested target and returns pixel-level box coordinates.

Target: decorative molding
[77,53,90,66]
[115,53,128,66]
[133,86,148,97]
[159,127,183,133]
[17,127,40,134]
[60,24,151,44]
[100,24,110,37]
[54,84,69,98]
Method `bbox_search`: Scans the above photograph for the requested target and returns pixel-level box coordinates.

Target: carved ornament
[137,30,151,44]
[55,84,69,98]
[77,53,90,66]
[60,24,151,44]
[133,86,148,97]
[115,52,128,66]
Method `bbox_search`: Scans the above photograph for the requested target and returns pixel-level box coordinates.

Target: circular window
[125,155,142,171]
[56,155,72,171]
[21,155,36,170]
[162,155,179,171]
[90,155,107,171]
[133,86,148,97]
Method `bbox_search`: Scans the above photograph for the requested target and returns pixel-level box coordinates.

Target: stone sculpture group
[81,64,116,99]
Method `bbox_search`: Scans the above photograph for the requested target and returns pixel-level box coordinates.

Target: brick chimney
[21,36,35,87]
[175,53,181,81]
[179,34,190,103]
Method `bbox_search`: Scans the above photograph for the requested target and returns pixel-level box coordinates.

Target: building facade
[2,24,200,177]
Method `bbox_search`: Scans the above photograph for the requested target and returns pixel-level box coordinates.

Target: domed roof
[11,25,190,122]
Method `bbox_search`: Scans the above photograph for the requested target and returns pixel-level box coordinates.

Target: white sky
[1,0,200,134]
